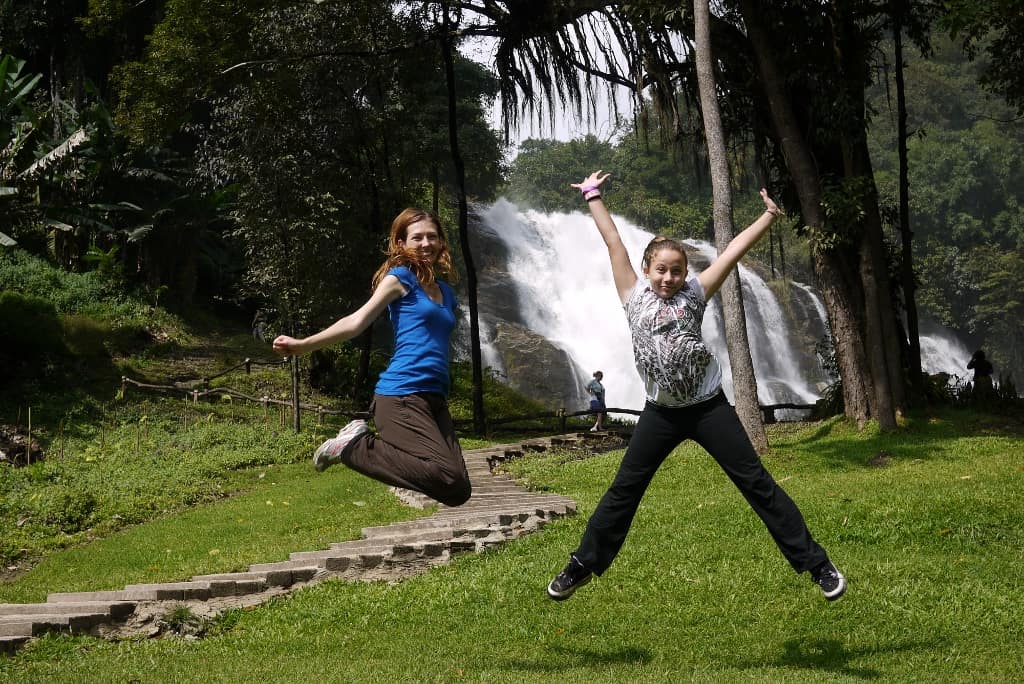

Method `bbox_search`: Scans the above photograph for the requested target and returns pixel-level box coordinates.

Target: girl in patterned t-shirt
[547,170,846,603]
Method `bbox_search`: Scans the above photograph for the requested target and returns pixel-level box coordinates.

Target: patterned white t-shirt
[624,277,722,407]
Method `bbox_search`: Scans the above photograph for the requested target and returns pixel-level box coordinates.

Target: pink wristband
[580,185,599,194]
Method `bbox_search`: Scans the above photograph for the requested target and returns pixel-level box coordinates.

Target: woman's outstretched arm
[272,275,406,356]
[698,189,782,299]
[573,170,638,304]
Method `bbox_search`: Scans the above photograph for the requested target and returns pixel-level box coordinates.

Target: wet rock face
[455,213,586,410]
[488,321,585,410]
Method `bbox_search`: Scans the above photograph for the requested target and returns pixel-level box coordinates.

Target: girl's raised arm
[573,170,637,304]
[698,189,783,299]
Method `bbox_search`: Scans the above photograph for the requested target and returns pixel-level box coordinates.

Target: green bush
[35,485,98,534]
[0,291,70,381]
[63,314,112,358]
[0,291,67,352]
[0,251,109,313]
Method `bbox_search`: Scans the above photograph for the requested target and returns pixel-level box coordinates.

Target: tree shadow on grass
[496,644,651,674]
[734,635,941,680]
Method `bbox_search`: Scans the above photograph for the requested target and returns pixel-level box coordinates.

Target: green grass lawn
[2,409,1023,683]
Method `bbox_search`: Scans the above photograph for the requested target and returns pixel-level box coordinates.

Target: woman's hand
[272,335,302,357]
[760,188,783,217]
[571,170,611,191]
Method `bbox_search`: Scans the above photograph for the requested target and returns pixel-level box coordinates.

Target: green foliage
[505,130,714,239]
[111,0,276,145]
[34,485,98,534]
[942,0,1024,114]
[0,249,106,310]
[0,290,67,353]
[186,2,504,333]
[868,36,1024,374]
[0,250,198,392]
[0,290,69,382]
[505,136,616,212]
[811,176,873,255]
[448,362,548,425]
[162,604,202,634]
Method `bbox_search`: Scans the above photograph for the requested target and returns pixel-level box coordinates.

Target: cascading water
[470,199,978,416]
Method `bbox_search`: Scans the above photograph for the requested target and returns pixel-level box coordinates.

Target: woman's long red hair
[371,208,458,289]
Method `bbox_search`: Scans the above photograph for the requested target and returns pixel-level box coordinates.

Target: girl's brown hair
[641,235,688,270]
[371,208,458,289]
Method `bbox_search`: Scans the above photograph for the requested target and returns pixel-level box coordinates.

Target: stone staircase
[0,431,623,656]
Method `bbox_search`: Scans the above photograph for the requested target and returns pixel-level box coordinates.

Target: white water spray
[473,199,976,414]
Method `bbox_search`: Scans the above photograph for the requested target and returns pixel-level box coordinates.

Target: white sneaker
[589,426,599,432]
[313,419,370,472]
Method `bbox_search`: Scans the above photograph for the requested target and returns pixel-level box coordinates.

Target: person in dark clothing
[967,350,994,398]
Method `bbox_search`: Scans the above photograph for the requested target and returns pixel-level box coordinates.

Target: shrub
[0,291,70,381]
[35,485,98,534]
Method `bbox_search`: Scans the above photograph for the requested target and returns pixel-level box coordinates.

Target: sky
[462,32,635,152]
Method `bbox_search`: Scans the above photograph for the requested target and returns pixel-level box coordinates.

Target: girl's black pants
[574,391,829,575]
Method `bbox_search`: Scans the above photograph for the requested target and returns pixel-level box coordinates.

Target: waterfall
[919,324,977,382]
[469,199,976,415]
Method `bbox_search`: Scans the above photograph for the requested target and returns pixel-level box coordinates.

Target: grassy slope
[2,255,1021,681]
[1,410,1022,683]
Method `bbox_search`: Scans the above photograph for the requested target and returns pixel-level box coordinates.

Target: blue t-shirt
[374,266,457,397]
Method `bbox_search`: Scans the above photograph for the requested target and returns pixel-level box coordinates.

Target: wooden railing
[119,358,817,435]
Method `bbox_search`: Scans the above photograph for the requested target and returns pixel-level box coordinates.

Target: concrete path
[0,431,623,656]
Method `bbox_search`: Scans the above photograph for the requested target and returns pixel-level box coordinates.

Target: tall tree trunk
[836,14,902,429]
[693,0,767,452]
[893,9,923,394]
[441,7,486,434]
[739,0,873,426]
[855,137,907,423]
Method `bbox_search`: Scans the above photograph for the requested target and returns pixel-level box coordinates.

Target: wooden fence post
[290,356,301,434]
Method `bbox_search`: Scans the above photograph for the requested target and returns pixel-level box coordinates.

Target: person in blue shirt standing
[272,208,471,507]
[586,371,607,432]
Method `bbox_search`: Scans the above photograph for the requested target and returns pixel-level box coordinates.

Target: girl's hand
[571,170,611,191]
[272,335,301,357]
[760,188,783,217]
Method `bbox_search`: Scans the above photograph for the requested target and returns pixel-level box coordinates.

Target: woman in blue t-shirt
[272,208,471,507]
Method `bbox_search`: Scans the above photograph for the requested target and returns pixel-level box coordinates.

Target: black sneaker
[811,561,847,601]
[547,555,593,601]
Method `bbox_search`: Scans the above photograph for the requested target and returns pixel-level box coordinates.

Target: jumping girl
[547,171,845,602]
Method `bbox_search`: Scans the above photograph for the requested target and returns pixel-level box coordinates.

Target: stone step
[360,509,569,538]
[0,621,31,638]
[0,635,30,656]
[0,601,136,620]
[48,590,132,603]
[0,612,107,635]
[189,568,307,587]
[246,557,327,573]
[120,581,215,601]
[0,435,586,657]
